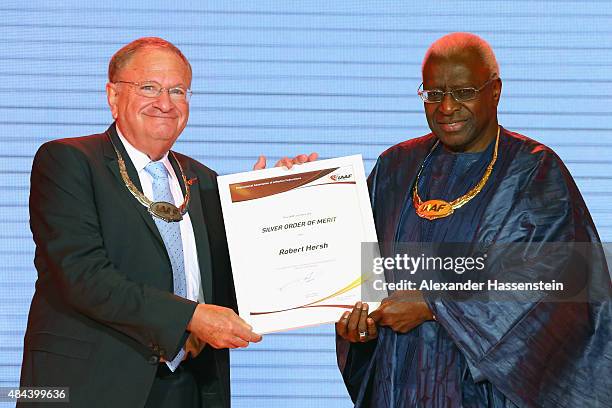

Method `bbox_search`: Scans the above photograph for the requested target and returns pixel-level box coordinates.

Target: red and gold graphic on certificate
[229,167,340,203]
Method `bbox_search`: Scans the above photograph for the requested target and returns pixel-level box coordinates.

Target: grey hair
[422,32,500,78]
[108,37,192,82]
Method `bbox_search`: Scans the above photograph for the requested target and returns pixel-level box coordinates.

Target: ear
[491,78,502,107]
[106,82,119,120]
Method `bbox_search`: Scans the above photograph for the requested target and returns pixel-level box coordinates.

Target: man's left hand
[369,291,435,334]
[253,153,319,170]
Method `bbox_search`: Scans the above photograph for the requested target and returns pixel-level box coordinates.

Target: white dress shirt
[117,129,204,303]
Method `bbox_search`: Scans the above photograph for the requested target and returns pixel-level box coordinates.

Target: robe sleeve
[425,147,612,407]
[335,158,384,403]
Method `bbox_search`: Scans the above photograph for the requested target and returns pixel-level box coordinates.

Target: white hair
[422,32,500,78]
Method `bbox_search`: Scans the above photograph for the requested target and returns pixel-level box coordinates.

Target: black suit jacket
[20,124,237,407]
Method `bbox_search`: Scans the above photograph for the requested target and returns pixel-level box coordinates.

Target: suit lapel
[169,155,214,304]
[103,124,165,247]
[103,123,214,303]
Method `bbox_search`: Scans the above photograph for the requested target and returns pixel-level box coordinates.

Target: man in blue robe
[336,32,611,408]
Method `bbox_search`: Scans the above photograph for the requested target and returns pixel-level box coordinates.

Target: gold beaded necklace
[412,127,500,221]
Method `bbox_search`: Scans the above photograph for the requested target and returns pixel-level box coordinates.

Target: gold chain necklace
[412,127,500,221]
[109,137,191,223]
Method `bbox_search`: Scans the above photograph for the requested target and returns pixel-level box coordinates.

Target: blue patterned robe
[337,128,611,408]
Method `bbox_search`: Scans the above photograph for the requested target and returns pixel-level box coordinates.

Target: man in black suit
[19,37,293,407]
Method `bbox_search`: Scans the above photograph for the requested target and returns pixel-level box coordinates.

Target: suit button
[148,355,160,365]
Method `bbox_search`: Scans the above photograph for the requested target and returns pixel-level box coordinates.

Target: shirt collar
[116,125,173,175]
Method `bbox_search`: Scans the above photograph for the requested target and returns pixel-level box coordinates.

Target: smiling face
[422,50,501,152]
[106,47,191,160]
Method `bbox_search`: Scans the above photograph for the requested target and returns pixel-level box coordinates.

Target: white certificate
[217,155,380,334]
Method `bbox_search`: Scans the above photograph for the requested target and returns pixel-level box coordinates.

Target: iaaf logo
[330,173,352,181]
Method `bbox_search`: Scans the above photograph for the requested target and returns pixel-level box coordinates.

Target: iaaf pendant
[149,201,183,222]
[416,199,454,220]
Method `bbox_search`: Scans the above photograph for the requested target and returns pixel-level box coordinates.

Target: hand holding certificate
[218,155,381,333]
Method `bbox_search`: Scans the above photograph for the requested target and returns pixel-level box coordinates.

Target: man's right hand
[187,304,262,349]
[253,152,319,170]
[335,301,378,343]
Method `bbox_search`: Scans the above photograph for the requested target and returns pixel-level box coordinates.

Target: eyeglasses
[114,80,192,102]
[417,77,495,104]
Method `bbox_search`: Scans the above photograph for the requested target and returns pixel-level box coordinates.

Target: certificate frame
[217,155,379,333]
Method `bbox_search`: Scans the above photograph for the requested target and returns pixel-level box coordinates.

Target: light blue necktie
[144,161,187,371]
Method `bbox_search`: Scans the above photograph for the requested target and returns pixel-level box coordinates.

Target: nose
[153,89,175,112]
[438,92,460,115]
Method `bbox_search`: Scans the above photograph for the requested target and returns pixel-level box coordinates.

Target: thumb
[253,155,267,170]
[369,308,382,323]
